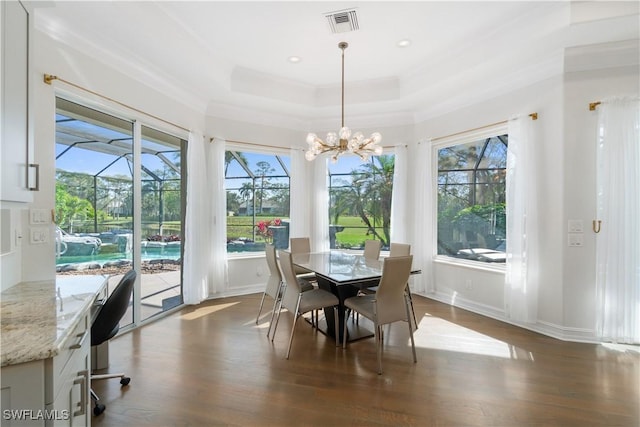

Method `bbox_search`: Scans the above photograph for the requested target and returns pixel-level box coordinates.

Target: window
[437,133,507,263]
[225,150,290,253]
[328,155,395,250]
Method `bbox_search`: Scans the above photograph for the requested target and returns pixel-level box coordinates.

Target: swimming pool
[56,244,181,265]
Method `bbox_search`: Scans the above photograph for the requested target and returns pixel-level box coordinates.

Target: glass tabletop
[292,251,384,284]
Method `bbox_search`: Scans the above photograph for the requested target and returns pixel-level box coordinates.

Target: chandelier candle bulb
[305,42,382,162]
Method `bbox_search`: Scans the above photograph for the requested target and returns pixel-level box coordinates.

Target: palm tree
[254,161,274,214]
[343,155,395,247]
[238,182,253,215]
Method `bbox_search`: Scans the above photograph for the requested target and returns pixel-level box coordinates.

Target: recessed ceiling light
[397,39,411,48]
[288,56,301,63]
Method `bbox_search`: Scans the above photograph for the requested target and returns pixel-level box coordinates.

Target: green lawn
[226,215,381,248]
[69,215,382,248]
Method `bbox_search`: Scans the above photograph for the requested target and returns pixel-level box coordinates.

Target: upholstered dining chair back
[389,243,411,257]
[278,250,305,312]
[290,237,311,254]
[289,237,314,277]
[255,244,284,337]
[375,255,413,326]
[264,243,282,300]
[363,239,382,260]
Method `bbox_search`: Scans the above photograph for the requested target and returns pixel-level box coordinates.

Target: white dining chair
[363,239,382,260]
[256,244,314,339]
[343,255,416,374]
[271,250,340,359]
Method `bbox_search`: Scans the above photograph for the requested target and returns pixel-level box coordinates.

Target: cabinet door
[0,360,46,426]
[1,0,35,203]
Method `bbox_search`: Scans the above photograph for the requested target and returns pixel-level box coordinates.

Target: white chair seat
[299,288,339,314]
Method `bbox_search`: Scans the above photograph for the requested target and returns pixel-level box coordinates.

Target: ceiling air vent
[325,8,359,34]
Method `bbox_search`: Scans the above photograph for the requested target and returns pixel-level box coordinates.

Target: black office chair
[90,269,136,416]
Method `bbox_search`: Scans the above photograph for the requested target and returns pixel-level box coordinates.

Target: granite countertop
[0,275,107,367]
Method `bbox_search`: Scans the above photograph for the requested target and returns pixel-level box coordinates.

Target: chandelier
[305,42,382,162]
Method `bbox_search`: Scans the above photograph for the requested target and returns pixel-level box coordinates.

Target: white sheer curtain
[183,132,210,304]
[505,116,540,323]
[208,138,229,295]
[412,140,434,294]
[595,97,640,344]
[289,148,311,239]
[390,145,408,243]
[311,156,330,252]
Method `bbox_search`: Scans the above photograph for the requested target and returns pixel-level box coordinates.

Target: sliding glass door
[138,125,184,319]
[55,98,185,326]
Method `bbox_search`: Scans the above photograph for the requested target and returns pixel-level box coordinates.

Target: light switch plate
[30,209,50,225]
[568,219,583,233]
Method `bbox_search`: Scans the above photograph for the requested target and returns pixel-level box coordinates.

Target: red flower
[255,218,282,241]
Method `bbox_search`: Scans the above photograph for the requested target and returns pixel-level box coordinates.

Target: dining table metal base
[315,276,374,344]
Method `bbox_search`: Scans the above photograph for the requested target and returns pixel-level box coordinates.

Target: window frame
[432,123,508,272]
[327,153,396,251]
[224,144,291,257]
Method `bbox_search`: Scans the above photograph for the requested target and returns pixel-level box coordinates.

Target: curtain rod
[589,101,601,111]
[211,137,304,151]
[432,112,538,142]
[44,74,189,132]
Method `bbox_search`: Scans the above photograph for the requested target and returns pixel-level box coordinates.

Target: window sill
[433,255,506,274]
[226,252,266,260]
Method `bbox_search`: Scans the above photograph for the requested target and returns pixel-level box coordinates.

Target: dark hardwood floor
[91,293,639,426]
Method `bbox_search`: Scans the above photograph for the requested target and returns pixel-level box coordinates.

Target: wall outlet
[30,227,49,244]
[568,233,583,247]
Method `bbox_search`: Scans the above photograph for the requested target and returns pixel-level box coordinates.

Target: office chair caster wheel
[120,377,130,386]
[93,404,106,416]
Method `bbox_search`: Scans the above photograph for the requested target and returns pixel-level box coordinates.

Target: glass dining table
[292,250,420,343]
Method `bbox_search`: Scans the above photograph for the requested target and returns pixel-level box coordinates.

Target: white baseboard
[420,291,600,344]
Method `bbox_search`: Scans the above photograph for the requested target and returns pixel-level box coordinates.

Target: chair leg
[256,292,267,324]
[405,284,418,330]
[286,314,300,359]
[375,323,383,375]
[270,299,283,342]
[333,307,339,347]
[266,295,280,338]
[406,300,417,363]
[343,307,349,349]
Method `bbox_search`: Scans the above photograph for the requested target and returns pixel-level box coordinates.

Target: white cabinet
[45,312,91,427]
[1,278,106,426]
[0,314,91,427]
[1,0,36,203]
[0,360,46,426]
